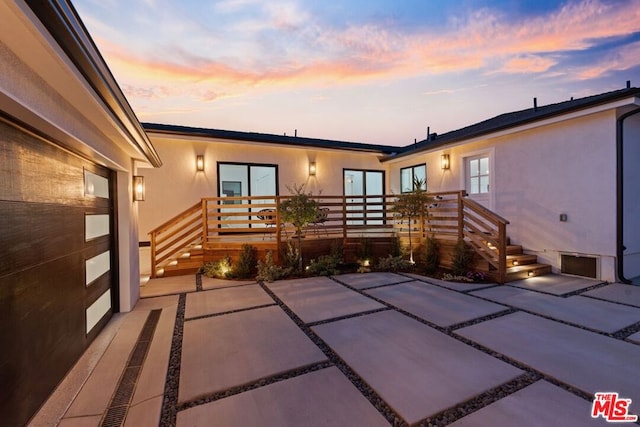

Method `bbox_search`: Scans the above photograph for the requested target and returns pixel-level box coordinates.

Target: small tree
[391,178,432,263]
[278,184,320,272]
[452,238,473,276]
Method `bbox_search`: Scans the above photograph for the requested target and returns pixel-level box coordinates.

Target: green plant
[452,238,473,276]
[282,241,301,271]
[376,254,413,272]
[256,250,291,283]
[201,256,233,279]
[391,177,432,263]
[234,244,257,279]
[330,239,344,263]
[306,254,340,276]
[424,235,440,274]
[278,184,320,272]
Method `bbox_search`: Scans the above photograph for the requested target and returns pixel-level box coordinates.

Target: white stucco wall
[622,112,640,280]
[138,134,386,240]
[387,110,620,281]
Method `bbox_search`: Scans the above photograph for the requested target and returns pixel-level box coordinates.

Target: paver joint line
[176,361,333,412]
[184,302,277,322]
[159,293,186,427]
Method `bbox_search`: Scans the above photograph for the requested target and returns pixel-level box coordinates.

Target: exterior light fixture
[309,161,317,176]
[133,176,145,201]
[441,154,450,170]
[196,155,205,172]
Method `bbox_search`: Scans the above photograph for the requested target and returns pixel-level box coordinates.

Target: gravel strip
[160,293,186,427]
[195,273,202,291]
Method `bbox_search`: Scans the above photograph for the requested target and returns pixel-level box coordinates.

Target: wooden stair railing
[148,201,203,278]
[460,197,509,283]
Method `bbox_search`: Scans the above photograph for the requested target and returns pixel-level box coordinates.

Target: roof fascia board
[23,0,162,167]
[384,95,640,163]
[145,128,397,155]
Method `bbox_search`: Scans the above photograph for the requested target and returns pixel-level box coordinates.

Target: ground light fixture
[309,161,317,176]
[133,175,145,201]
[196,154,205,172]
[441,154,450,170]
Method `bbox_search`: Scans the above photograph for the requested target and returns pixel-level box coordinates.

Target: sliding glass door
[218,163,278,229]
[344,169,385,225]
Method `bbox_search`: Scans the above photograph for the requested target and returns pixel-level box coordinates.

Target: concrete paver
[456,312,640,404]
[471,286,640,333]
[366,281,508,327]
[404,273,497,292]
[184,285,274,319]
[583,283,640,307]
[509,274,603,295]
[450,380,605,426]
[333,272,412,289]
[265,276,384,323]
[179,306,326,403]
[140,276,196,298]
[177,367,390,427]
[201,277,256,290]
[628,331,640,344]
[313,310,522,425]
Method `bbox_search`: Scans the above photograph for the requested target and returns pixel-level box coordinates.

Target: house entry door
[343,169,384,225]
[464,154,492,209]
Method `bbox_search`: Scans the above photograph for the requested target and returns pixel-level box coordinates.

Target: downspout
[616,106,640,284]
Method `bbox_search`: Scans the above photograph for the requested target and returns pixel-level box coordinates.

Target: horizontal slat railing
[461,197,509,283]
[147,190,509,282]
[148,202,203,278]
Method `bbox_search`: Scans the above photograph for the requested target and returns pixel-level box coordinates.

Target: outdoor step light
[196,154,205,172]
[133,175,145,201]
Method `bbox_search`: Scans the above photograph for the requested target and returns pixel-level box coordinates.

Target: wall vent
[560,254,598,278]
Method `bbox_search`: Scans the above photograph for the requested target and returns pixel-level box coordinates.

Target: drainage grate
[100,309,161,427]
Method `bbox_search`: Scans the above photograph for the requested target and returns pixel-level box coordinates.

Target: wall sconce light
[308,161,317,176]
[196,155,205,172]
[441,154,450,170]
[133,175,145,201]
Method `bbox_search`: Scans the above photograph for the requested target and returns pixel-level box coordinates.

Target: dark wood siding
[0,120,116,426]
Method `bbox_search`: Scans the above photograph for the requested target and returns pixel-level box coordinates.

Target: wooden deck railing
[148,191,510,282]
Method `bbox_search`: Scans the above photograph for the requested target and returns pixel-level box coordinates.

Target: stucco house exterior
[2,0,640,425]
[139,87,640,285]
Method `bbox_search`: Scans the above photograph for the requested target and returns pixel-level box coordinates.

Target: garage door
[0,119,116,426]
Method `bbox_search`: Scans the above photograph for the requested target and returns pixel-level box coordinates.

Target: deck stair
[155,244,203,278]
[498,242,551,282]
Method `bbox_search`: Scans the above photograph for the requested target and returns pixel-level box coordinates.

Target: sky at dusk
[73,0,640,146]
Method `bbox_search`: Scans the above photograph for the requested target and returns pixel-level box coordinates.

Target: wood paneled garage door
[0,119,117,426]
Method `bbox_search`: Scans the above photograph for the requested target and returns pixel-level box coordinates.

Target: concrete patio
[31,272,640,426]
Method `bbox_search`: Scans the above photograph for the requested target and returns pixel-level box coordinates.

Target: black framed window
[400,164,426,193]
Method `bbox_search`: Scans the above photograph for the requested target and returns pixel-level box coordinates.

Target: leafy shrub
[424,235,440,274]
[256,250,291,283]
[282,241,301,271]
[330,239,344,263]
[376,254,413,272]
[466,271,487,282]
[201,256,233,279]
[452,238,473,276]
[306,254,340,276]
[234,244,257,279]
[357,236,372,262]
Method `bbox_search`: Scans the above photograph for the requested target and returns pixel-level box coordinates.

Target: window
[400,164,426,193]
[217,163,278,228]
[344,169,384,225]
[467,156,489,194]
